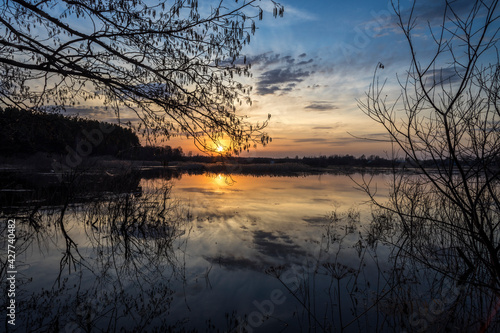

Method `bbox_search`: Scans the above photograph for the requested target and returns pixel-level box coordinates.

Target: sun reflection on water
[211,173,235,187]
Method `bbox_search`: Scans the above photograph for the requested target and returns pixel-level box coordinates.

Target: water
[163,173,390,331]
[0,172,495,332]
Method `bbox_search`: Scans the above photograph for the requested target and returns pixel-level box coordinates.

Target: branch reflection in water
[0,175,189,332]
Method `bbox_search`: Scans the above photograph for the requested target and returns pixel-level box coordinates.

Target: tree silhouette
[0,107,140,155]
[0,0,283,153]
[359,0,500,294]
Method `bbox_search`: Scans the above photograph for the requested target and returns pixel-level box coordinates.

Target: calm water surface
[2,173,399,332]
[164,173,391,330]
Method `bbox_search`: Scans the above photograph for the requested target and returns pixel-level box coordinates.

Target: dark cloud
[63,106,108,118]
[256,68,310,95]
[112,117,139,124]
[247,52,311,69]
[303,216,330,224]
[219,52,285,67]
[312,121,345,130]
[293,138,329,143]
[247,52,316,95]
[253,230,306,258]
[284,55,295,64]
[259,68,310,85]
[295,185,326,190]
[203,255,267,272]
[297,59,314,66]
[281,83,297,93]
[366,132,388,138]
[307,84,324,89]
[179,187,225,196]
[246,52,287,68]
[256,85,282,95]
[312,198,333,203]
[305,102,338,111]
[59,106,140,125]
[202,229,310,271]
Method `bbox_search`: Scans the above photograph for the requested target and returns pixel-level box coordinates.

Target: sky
[63,0,497,158]
[163,0,492,158]
[147,0,402,158]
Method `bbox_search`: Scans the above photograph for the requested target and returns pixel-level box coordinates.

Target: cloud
[245,52,318,95]
[421,67,464,85]
[63,106,107,118]
[256,68,311,95]
[412,0,476,24]
[179,187,226,195]
[303,216,330,224]
[201,232,311,272]
[312,126,333,130]
[329,0,478,72]
[256,85,282,95]
[281,83,297,92]
[252,230,306,258]
[293,138,329,143]
[258,1,318,22]
[287,132,391,147]
[306,84,325,89]
[305,102,338,111]
[247,52,314,69]
[332,132,392,144]
[203,255,267,272]
[297,59,314,66]
[246,52,283,68]
[368,0,478,36]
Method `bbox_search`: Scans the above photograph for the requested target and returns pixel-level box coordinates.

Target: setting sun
[216,145,224,152]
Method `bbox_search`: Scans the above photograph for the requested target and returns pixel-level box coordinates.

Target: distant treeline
[178,152,499,170]
[0,108,183,161]
[184,153,499,170]
[183,154,397,168]
[120,145,183,161]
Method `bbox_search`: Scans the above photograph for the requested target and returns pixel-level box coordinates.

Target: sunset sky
[161,0,403,158]
[66,0,492,158]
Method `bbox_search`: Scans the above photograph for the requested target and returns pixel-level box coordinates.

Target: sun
[216,145,224,152]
